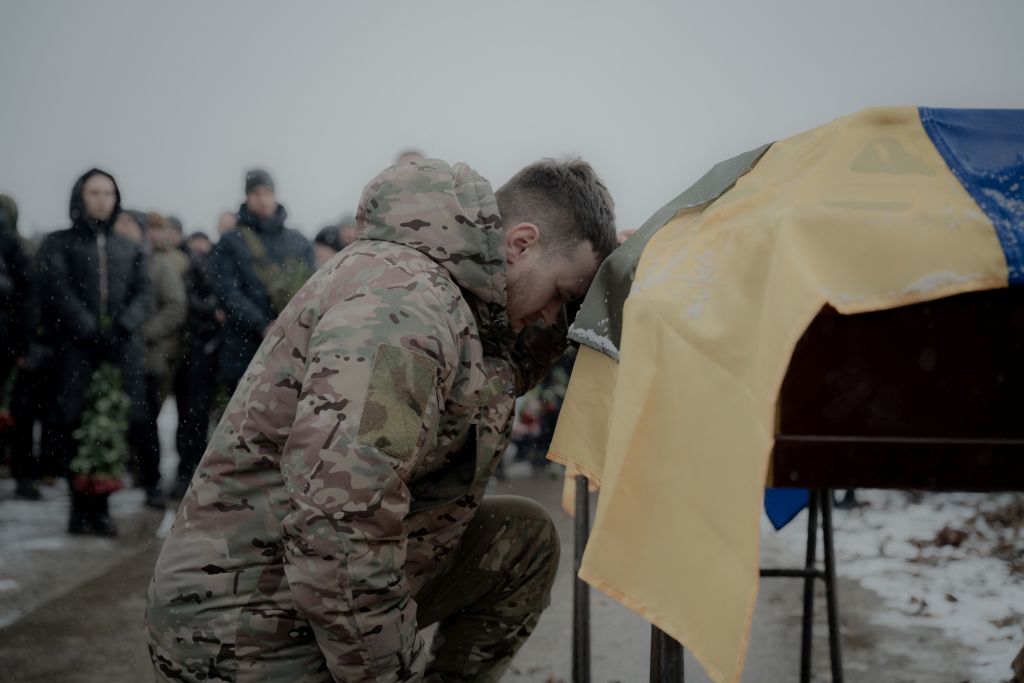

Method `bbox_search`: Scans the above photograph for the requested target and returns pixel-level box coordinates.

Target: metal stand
[650,625,684,682]
[571,474,685,683]
[759,490,844,682]
[821,490,844,682]
[572,480,842,682]
[573,475,591,683]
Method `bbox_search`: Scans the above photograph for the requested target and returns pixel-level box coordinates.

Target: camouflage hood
[356,159,511,341]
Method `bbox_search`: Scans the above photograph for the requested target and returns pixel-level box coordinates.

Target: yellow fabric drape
[549,107,1007,683]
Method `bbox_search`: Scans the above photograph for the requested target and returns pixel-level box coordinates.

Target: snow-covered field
[764,490,1024,681]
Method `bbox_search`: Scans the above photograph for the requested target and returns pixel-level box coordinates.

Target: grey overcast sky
[1,0,1023,238]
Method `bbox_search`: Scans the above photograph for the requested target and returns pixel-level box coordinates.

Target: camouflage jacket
[142,248,187,378]
[146,160,566,682]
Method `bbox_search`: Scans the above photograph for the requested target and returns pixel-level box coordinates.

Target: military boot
[67,490,92,535]
[89,494,118,537]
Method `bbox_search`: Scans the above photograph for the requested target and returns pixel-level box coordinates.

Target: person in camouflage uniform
[146,158,617,682]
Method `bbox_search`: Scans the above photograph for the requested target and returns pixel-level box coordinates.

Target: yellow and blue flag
[551,107,1023,683]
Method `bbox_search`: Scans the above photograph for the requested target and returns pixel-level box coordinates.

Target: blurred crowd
[0,146,580,538]
[0,157,394,536]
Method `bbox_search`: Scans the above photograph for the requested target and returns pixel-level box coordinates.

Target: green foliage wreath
[70,363,130,495]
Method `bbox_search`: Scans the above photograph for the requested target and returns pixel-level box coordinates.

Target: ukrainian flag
[550,107,1024,683]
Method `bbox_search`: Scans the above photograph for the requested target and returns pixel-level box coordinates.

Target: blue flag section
[920,108,1024,285]
[764,488,810,531]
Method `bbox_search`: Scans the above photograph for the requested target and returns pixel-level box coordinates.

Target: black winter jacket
[210,203,312,384]
[0,216,32,359]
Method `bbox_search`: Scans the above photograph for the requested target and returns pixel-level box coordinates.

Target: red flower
[72,474,124,496]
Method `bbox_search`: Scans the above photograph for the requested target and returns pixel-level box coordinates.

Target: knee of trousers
[476,496,561,617]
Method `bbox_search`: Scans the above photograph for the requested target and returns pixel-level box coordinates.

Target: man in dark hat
[113,208,146,244]
[337,213,359,249]
[210,168,313,391]
[313,224,344,268]
[170,230,225,500]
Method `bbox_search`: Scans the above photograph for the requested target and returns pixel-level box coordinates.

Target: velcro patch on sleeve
[357,345,438,461]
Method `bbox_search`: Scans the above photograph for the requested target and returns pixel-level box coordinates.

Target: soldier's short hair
[496,158,617,260]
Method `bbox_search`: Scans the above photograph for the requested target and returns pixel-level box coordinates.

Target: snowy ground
[1,402,1023,681]
[797,490,1024,681]
[498,466,1024,683]
[0,404,180,630]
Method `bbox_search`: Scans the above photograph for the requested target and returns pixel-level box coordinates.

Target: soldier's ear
[504,222,540,264]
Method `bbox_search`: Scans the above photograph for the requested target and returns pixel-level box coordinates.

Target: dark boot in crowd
[15,479,42,500]
[68,491,92,535]
[89,494,118,537]
[145,484,166,510]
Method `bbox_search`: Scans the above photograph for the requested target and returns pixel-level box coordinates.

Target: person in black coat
[7,250,60,497]
[210,169,313,389]
[0,195,32,381]
[35,169,152,535]
[171,231,225,499]
[0,194,37,498]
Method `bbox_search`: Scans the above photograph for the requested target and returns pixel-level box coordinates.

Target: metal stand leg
[800,490,820,683]
[821,492,844,683]
[650,626,684,682]
[761,489,844,682]
[573,475,591,683]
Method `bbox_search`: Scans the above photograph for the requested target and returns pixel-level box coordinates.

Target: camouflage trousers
[415,495,560,683]
[147,496,558,683]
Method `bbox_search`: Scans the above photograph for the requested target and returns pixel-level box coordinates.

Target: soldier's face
[113,213,143,244]
[148,225,173,250]
[314,243,338,269]
[218,212,237,233]
[246,186,278,219]
[339,224,359,246]
[82,175,117,221]
[188,236,212,255]
[504,222,598,333]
